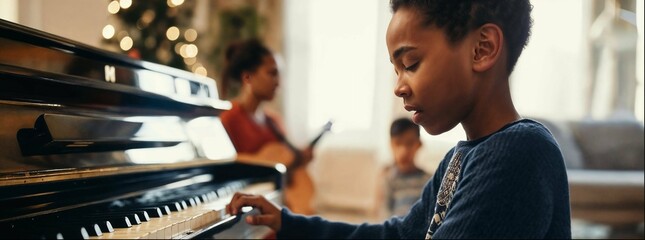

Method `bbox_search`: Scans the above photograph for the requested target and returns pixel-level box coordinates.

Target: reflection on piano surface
[0,19,285,239]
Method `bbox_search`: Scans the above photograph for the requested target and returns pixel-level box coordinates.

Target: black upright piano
[0,19,284,239]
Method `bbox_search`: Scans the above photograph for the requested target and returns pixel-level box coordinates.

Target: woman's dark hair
[390,0,533,74]
[221,39,272,99]
[390,117,420,138]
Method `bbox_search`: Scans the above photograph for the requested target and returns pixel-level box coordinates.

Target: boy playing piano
[226,0,571,238]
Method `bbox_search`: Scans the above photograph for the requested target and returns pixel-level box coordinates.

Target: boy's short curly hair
[390,0,533,74]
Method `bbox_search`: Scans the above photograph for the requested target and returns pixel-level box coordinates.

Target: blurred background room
[1,0,642,238]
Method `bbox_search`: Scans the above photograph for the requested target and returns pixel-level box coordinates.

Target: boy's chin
[421,122,457,136]
[421,126,443,136]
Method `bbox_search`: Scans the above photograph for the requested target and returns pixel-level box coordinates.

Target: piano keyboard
[3,181,278,239]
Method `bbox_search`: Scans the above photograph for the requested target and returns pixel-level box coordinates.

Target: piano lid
[0,18,231,111]
[0,19,238,185]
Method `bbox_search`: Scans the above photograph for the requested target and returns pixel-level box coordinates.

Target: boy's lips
[404,105,421,113]
[405,105,423,124]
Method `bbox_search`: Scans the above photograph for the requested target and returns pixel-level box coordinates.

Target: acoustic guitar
[236,120,333,215]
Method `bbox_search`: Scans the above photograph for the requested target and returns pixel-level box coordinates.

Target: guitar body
[235,120,332,215]
[236,142,316,215]
[285,166,316,215]
[237,142,295,166]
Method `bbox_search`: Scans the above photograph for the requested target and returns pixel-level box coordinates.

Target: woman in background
[219,39,316,215]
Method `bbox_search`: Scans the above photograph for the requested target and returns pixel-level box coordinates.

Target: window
[284,0,385,146]
[306,0,378,131]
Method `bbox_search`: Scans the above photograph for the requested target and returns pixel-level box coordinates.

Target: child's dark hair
[389,0,533,74]
[221,39,272,99]
[390,117,420,138]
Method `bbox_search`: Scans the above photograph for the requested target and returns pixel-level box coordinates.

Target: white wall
[283,0,395,162]
[511,0,589,121]
[283,0,312,147]
[511,0,643,123]
[637,0,644,123]
[0,0,18,22]
[284,0,383,144]
[15,0,109,48]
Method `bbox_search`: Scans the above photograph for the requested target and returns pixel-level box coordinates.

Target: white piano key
[89,182,276,239]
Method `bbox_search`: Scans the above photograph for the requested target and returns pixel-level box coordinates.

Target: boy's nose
[394,83,410,97]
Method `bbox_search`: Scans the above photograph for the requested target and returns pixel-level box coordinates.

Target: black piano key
[105,210,150,222]
[200,193,210,203]
[208,191,218,200]
[143,201,182,212]
[217,188,228,197]
[199,194,209,203]
[125,213,141,225]
[26,231,64,239]
[186,198,197,207]
[95,220,114,233]
[80,223,102,237]
[2,217,64,236]
[53,232,66,239]
[158,200,187,211]
[53,216,114,236]
[136,204,173,214]
[179,200,188,210]
[109,216,132,228]
[87,212,141,225]
[5,227,64,239]
[82,216,131,228]
[61,227,90,240]
[129,211,148,223]
[159,205,172,215]
[159,201,183,212]
[51,221,103,237]
[129,207,164,218]
[30,225,90,240]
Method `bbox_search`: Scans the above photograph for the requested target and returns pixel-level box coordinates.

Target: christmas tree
[101,0,205,75]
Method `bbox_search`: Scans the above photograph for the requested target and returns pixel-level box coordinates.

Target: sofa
[536,118,644,234]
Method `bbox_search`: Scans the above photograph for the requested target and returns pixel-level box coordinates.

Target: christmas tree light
[102,0,200,73]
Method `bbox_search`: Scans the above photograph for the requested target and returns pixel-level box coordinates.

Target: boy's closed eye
[404,62,419,71]
[402,55,421,71]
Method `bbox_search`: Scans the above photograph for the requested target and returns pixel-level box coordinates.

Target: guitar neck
[309,132,325,147]
[309,120,333,148]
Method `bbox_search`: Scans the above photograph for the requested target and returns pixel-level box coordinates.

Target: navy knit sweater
[277,119,571,239]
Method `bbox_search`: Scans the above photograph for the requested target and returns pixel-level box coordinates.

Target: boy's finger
[229,194,262,215]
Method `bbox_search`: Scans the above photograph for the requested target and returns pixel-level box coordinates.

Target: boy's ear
[472,23,504,73]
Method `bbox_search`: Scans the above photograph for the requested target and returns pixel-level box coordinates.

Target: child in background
[383,117,431,217]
